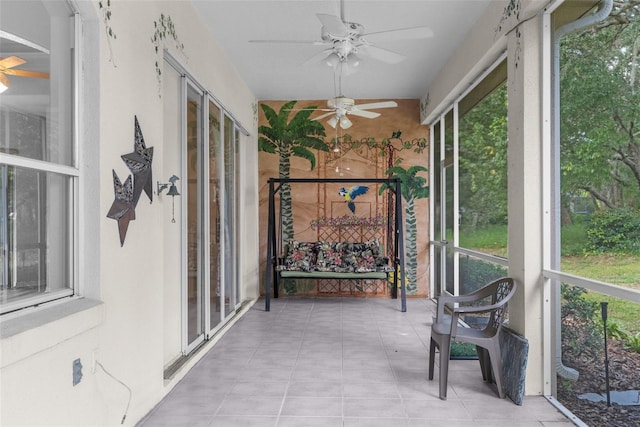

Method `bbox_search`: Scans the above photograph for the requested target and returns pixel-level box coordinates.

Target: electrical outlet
[73,358,83,386]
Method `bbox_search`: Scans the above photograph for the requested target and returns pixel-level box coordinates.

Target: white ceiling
[192,0,492,101]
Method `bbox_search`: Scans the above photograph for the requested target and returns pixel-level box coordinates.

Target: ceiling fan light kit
[252,1,430,129]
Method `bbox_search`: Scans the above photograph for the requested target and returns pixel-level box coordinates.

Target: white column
[507,15,545,396]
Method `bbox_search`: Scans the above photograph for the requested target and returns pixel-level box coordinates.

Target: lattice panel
[316,279,388,296]
[316,226,385,243]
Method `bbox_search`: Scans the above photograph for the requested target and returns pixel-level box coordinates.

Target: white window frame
[0,5,80,315]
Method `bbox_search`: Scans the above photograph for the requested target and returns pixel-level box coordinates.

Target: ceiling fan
[0,56,50,93]
[312,96,398,129]
[249,1,433,68]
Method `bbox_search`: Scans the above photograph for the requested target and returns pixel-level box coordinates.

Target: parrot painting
[339,185,369,213]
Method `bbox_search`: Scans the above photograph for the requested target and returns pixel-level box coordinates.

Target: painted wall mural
[258,99,431,297]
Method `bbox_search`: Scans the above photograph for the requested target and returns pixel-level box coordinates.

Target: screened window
[430,59,508,297]
[556,2,640,287]
[0,0,76,314]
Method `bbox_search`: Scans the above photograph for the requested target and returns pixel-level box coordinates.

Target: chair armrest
[453,301,505,314]
[434,293,491,322]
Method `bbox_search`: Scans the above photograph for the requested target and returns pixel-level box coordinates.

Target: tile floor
[137,297,575,427]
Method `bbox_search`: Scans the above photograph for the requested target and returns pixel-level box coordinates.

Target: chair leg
[428,338,437,380]
[438,336,451,400]
[477,346,491,382]
[488,344,505,398]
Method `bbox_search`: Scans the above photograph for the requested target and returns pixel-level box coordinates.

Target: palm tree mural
[380,162,429,294]
[258,100,328,242]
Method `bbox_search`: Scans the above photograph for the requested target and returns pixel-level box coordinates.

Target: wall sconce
[157,175,180,222]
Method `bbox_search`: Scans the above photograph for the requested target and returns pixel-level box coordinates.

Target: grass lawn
[464,224,640,333]
[561,254,640,333]
[561,254,640,289]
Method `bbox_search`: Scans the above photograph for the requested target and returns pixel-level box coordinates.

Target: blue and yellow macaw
[339,185,369,213]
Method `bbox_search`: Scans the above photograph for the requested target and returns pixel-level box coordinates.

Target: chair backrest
[485,277,517,335]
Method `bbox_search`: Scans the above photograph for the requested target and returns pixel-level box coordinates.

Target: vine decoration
[252,101,259,126]
[496,0,521,34]
[98,0,117,67]
[495,0,522,71]
[514,27,522,69]
[151,14,186,97]
[325,131,427,165]
[420,93,431,122]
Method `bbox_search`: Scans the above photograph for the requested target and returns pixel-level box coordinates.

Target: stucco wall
[0,1,258,425]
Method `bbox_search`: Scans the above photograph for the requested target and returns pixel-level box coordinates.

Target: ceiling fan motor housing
[328,96,355,110]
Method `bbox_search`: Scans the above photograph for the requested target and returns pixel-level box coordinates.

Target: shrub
[561,284,602,358]
[459,256,508,293]
[585,208,640,254]
[604,318,630,341]
[624,332,640,353]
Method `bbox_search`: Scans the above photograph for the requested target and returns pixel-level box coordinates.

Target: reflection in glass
[444,109,454,295]
[209,101,222,330]
[223,114,235,317]
[0,166,70,304]
[0,0,76,312]
[186,85,203,346]
[0,0,74,165]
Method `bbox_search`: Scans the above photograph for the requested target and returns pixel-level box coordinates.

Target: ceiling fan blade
[363,26,434,43]
[327,116,338,128]
[359,45,405,64]
[316,13,347,37]
[355,101,398,110]
[349,109,380,119]
[312,112,337,121]
[0,56,26,69]
[302,48,333,66]
[3,69,50,79]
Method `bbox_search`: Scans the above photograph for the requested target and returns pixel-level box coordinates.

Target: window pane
[458,253,507,295]
[458,80,508,257]
[432,121,441,241]
[209,100,221,330]
[558,6,640,287]
[0,0,74,165]
[1,166,71,309]
[186,84,203,345]
[223,114,235,317]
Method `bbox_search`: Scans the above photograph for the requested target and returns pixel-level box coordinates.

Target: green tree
[259,101,328,241]
[380,163,429,294]
[458,84,508,230]
[560,1,640,213]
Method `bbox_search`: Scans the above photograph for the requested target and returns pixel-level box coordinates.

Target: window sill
[0,297,104,368]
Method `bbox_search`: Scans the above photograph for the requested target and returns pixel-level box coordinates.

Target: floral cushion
[283,240,316,271]
[282,239,390,272]
[315,241,344,272]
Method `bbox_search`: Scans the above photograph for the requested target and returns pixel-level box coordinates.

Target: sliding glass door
[181,76,241,353]
[186,82,205,351]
